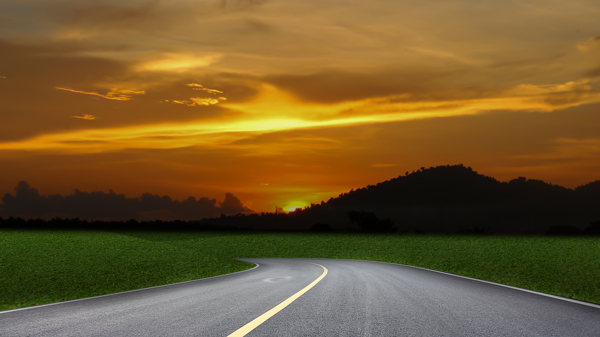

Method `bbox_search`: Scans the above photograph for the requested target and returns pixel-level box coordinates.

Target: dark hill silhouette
[328,164,502,207]
[243,164,598,234]
[2,164,599,234]
[327,165,576,208]
[575,180,600,200]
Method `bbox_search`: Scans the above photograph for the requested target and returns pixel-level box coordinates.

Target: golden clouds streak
[55,87,145,100]
[2,82,600,154]
[135,54,220,72]
[186,83,224,94]
[71,114,97,120]
[167,97,226,106]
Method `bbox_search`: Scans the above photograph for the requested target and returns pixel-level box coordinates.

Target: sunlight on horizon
[1,0,600,212]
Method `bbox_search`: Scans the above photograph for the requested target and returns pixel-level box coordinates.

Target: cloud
[586,67,600,78]
[49,0,270,40]
[219,192,252,215]
[263,68,514,106]
[51,2,171,40]
[0,181,252,221]
[244,19,273,34]
[186,83,224,94]
[0,39,133,141]
[71,114,96,120]
[136,54,220,72]
[577,36,600,79]
[0,40,259,144]
[265,70,439,104]
[577,36,600,54]
[507,80,595,107]
[55,87,145,101]
[190,97,226,106]
[167,96,227,106]
[220,0,270,10]
[0,181,49,216]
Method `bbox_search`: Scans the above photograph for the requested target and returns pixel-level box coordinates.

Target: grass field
[1,230,599,311]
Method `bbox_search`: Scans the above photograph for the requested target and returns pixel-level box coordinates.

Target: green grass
[1,230,599,311]
[0,230,249,311]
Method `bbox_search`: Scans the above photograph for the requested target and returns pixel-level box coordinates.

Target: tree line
[2,165,599,235]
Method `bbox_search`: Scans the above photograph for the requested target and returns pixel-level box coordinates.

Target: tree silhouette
[347,211,396,233]
[583,220,600,235]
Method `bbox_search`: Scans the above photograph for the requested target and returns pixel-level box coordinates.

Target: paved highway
[2,258,600,336]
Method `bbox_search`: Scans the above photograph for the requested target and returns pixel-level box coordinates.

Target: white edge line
[347,258,600,310]
[0,262,260,314]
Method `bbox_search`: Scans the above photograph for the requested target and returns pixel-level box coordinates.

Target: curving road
[2,258,600,336]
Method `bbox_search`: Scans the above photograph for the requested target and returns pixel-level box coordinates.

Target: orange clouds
[1,78,599,157]
[162,83,227,106]
[190,97,226,106]
[164,83,227,106]
[71,114,96,120]
[1,103,599,212]
[578,36,600,78]
[186,83,224,94]
[136,54,220,72]
[577,36,600,54]
[55,87,145,101]
[167,97,227,107]
[2,0,600,213]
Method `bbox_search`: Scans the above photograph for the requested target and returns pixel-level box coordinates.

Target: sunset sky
[1,0,600,213]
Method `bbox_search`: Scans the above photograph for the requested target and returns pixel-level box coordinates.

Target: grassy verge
[0,230,249,311]
[1,230,599,311]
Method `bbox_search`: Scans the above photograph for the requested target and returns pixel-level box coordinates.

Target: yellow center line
[228,262,328,337]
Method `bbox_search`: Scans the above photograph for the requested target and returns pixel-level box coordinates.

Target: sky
[1,0,600,214]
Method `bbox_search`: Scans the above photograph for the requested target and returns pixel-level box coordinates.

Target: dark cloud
[244,19,273,34]
[220,0,270,11]
[0,181,252,220]
[219,192,252,214]
[1,181,49,216]
[542,82,592,107]
[0,39,123,82]
[51,1,179,36]
[48,0,270,36]
[585,67,600,78]
[544,91,589,106]
[265,69,505,104]
[266,70,431,104]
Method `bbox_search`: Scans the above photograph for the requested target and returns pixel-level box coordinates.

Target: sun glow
[284,204,306,212]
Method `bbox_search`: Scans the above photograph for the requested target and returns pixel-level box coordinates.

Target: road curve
[2,258,600,336]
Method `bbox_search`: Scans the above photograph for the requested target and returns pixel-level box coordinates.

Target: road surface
[2,258,600,336]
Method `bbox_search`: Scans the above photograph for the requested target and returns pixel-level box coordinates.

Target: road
[2,258,600,336]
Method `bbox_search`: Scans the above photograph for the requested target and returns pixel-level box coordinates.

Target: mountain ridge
[2,164,599,234]
[289,164,600,233]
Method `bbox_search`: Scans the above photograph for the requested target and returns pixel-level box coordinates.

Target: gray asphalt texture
[2,258,600,336]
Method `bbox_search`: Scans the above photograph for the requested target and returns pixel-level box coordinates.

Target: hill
[217,164,598,234]
[2,164,599,234]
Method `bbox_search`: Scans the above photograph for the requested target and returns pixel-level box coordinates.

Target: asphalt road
[2,258,600,336]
